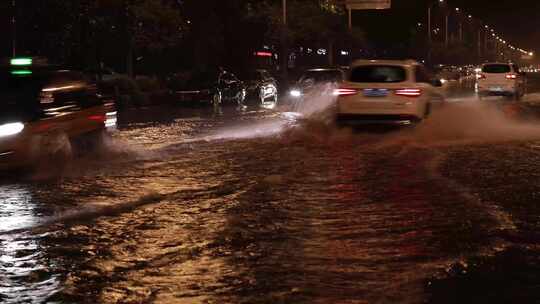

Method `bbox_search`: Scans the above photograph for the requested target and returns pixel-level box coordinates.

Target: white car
[477,63,526,100]
[335,60,445,124]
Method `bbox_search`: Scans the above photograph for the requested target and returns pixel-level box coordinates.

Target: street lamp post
[477,28,482,62]
[484,27,489,60]
[427,0,444,65]
[455,8,463,43]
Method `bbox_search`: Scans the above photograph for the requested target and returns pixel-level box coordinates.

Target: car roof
[351,59,419,67]
[482,62,512,66]
[305,68,343,72]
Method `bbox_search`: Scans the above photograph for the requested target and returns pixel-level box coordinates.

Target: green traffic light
[11,70,33,75]
[10,58,33,66]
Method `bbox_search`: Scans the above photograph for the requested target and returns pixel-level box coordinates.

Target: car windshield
[300,70,343,83]
[350,65,407,83]
[482,64,511,73]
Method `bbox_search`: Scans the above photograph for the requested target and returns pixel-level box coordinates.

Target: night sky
[353,0,539,57]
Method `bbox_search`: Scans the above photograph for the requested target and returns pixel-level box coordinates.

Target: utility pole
[427,6,431,64]
[445,13,449,47]
[124,0,134,77]
[458,22,463,43]
[283,0,287,26]
[280,0,289,91]
[427,7,431,43]
[348,7,352,30]
[477,29,482,62]
[11,0,16,56]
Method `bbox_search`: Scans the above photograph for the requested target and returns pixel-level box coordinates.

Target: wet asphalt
[1,76,540,303]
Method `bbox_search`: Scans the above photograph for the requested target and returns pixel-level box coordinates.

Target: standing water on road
[1,93,540,303]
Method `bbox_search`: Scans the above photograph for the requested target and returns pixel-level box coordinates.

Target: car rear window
[350,65,407,83]
[482,64,511,73]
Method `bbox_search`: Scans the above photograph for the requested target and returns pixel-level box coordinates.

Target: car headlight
[0,122,24,137]
[290,89,302,98]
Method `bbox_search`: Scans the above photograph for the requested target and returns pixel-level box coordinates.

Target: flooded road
[1,86,540,303]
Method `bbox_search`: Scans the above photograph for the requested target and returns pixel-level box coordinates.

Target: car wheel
[213,92,222,106]
[72,129,109,155]
[32,132,73,177]
[259,88,266,105]
[236,90,246,106]
[424,103,432,119]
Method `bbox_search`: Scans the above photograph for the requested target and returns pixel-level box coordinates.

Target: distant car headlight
[290,89,302,98]
[0,122,24,137]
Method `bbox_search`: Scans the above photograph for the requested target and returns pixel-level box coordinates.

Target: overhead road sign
[345,0,391,10]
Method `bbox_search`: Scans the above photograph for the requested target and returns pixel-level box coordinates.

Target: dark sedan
[173,69,246,106]
[239,69,278,107]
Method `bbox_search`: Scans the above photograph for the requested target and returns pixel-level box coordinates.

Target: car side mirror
[432,79,443,87]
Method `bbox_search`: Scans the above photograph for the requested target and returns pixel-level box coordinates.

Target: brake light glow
[333,88,358,96]
[88,114,106,122]
[395,88,422,97]
[506,74,517,79]
[255,52,272,57]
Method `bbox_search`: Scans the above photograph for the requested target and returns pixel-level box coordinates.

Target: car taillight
[394,88,422,97]
[506,74,517,79]
[333,88,358,96]
[88,114,106,122]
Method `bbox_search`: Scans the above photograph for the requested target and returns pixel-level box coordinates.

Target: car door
[220,73,239,99]
[262,71,277,99]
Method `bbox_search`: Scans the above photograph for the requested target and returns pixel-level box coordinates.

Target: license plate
[363,89,388,97]
[489,87,503,92]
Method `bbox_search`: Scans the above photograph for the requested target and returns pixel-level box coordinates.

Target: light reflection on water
[0,185,60,303]
[0,186,37,232]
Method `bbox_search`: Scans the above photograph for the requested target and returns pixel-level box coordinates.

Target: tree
[93,0,185,75]
[255,0,365,67]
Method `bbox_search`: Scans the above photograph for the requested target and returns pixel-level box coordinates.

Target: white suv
[477,63,526,100]
[335,60,445,124]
